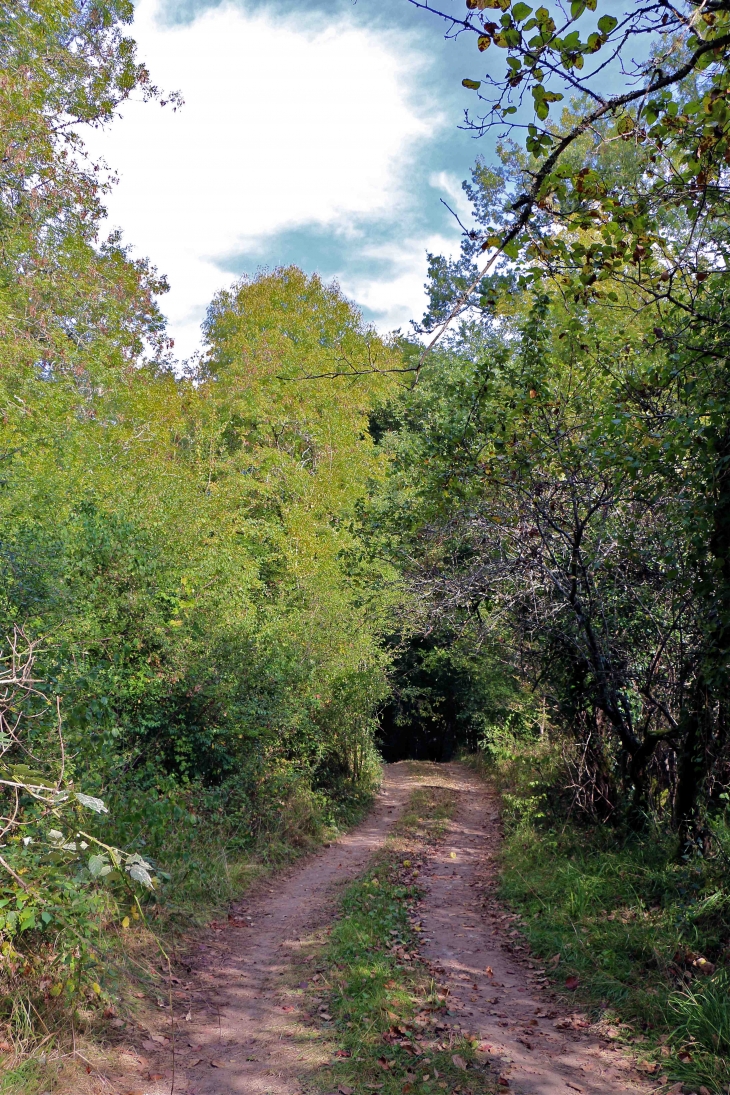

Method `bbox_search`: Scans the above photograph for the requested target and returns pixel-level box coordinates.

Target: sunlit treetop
[411,0,730,346]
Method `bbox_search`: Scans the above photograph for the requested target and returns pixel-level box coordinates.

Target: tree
[401,0,730,838]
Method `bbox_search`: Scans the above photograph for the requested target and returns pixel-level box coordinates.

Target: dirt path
[417,764,655,1095]
[124,762,656,1095]
[135,762,419,1095]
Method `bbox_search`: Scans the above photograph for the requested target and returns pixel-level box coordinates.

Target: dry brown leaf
[636,1060,658,1074]
[451,1054,467,1070]
[210,1059,227,1068]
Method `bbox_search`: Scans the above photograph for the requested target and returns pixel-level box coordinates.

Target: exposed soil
[115,761,419,1095]
[109,763,658,1095]
[417,764,657,1095]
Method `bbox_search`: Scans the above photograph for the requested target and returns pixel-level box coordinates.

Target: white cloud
[84,0,445,358]
[430,170,474,223]
[337,233,459,334]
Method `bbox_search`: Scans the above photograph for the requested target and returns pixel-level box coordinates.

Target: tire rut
[417,764,657,1095]
[141,761,419,1095]
[125,762,658,1095]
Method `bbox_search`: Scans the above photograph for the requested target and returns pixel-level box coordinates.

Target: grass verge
[303,774,498,1095]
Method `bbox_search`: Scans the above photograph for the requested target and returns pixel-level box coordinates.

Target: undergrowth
[465,739,730,1094]
[307,773,498,1095]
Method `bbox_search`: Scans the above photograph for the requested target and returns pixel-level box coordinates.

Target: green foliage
[376,626,527,761]
[0,0,400,1043]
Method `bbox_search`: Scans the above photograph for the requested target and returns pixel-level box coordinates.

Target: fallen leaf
[125,1090,144,1095]
[339,1087,354,1095]
[449,852,457,859]
[548,954,561,968]
[377,1056,391,1070]
[565,975,580,991]
[485,966,493,977]
[699,1087,712,1095]
[451,1054,467,1070]
[141,1040,158,1052]
[636,1060,658,1074]
[281,1005,295,1012]
[185,1010,192,1021]
[210,1059,227,1068]
[189,1058,203,1067]
[148,1074,165,1082]
[0,1042,11,1053]
[497,1078,510,1088]
[566,1085,583,1093]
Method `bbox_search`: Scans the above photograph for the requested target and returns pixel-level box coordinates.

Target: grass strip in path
[300,770,498,1095]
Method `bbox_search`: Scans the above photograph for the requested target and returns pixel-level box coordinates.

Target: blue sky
[85,0,497,359]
